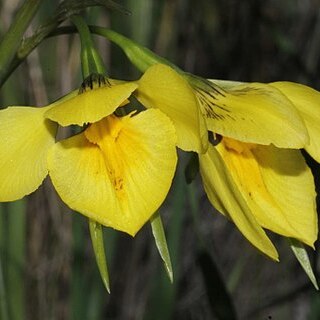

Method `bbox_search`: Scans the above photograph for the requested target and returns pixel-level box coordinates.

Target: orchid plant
[0,0,319,300]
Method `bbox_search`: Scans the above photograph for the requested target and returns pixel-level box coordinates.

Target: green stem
[0,0,43,82]
[70,16,106,77]
[91,27,179,73]
[0,2,115,87]
[72,15,110,292]
[0,24,180,88]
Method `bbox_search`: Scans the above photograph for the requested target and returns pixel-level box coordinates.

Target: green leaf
[0,0,43,84]
[150,212,173,283]
[89,220,110,293]
[289,238,319,290]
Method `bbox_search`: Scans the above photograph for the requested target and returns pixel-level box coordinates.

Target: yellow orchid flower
[0,74,178,236]
[196,80,320,260]
[131,63,318,260]
[89,28,319,260]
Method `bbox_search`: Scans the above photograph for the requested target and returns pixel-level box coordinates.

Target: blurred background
[0,0,320,319]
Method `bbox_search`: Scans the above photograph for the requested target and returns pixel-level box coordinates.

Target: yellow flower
[84,24,319,258]
[0,74,178,235]
[196,80,319,260]
[134,64,319,259]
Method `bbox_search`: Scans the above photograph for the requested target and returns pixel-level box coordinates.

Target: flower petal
[45,82,138,126]
[198,81,308,148]
[271,82,320,162]
[48,109,177,235]
[0,106,57,201]
[199,145,279,260]
[135,64,208,153]
[216,138,317,247]
[253,145,317,247]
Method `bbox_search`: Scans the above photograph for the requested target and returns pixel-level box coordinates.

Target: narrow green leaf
[0,0,43,82]
[89,220,110,293]
[150,212,173,283]
[289,238,319,290]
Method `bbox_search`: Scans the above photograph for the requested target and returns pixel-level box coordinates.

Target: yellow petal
[45,82,138,126]
[253,145,317,246]
[271,82,320,162]
[135,64,208,153]
[217,138,317,247]
[199,145,279,260]
[196,81,308,148]
[48,109,177,235]
[0,106,57,201]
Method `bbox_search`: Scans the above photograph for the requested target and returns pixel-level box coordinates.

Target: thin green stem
[72,15,110,292]
[0,2,117,87]
[0,0,43,81]
[71,16,106,77]
[0,24,180,88]
[91,27,178,72]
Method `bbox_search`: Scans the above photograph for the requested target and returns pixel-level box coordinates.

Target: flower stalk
[70,15,106,77]
[72,14,110,292]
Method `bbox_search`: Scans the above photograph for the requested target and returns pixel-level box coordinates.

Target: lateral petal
[0,106,57,201]
[216,138,317,247]
[45,82,138,126]
[199,145,279,260]
[253,145,318,247]
[197,81,308,148]
[135,64,208,153]
[271,82,320,162]
[48,109,177,235]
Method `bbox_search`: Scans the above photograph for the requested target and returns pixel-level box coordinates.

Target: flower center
[85,115,128,196]
[223,136,256,154]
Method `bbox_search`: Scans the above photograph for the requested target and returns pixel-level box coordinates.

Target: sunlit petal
[271,81,320,162]
[217,138,317,247]
[199,145,279,260]
[45,82,138,126]
[135,64,208,153]
[48,109,177,235]
[198,80,308,148]
[0,106,57,201]
[253,145,317,247]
